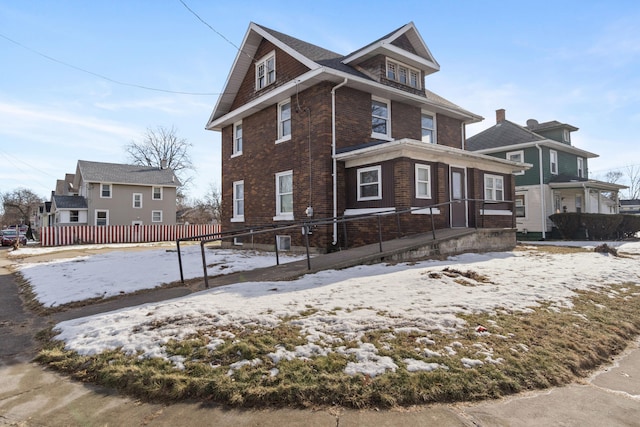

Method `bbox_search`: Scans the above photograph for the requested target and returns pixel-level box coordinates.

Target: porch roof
[334,138,531,174]
[548,176,627,192]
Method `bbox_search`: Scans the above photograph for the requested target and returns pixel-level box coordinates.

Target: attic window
[256,51,276,90]
[386,59,420,89]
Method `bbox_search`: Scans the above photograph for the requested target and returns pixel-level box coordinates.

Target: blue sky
[2,1,639,200]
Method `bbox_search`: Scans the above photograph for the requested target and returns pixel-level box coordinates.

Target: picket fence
[38,224,221,247]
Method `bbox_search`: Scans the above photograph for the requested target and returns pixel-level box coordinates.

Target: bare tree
[604,170,623,184]
[203,183,222,223]
[624,165,640,199]
[125,126,195,192]
[1,188,44,227]
[178,184,221,225]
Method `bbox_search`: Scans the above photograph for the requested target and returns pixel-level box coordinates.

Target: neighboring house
[620,199,640,215]
[45,160,180,227]
[206,22,527,250]
[466,109,626,239]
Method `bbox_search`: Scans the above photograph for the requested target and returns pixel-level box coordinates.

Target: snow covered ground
[9,240,640,377]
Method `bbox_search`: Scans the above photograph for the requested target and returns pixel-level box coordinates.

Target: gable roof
[77,160,180,187]
[466,119,597,158]
[525,119,578,132]
[207,22,480,130]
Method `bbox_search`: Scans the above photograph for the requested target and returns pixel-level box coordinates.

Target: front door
[450,167,467,227]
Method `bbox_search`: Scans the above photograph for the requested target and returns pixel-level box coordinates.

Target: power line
[178,0,255,61]
[0,33,221,96]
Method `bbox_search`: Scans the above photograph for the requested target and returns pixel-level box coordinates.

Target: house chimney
[160,159,167,169]
[496,109,506,123]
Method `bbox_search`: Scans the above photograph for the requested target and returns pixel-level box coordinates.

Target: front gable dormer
[341,22,440,91]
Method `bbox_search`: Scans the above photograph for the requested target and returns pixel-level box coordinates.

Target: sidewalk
[1,243,640,426]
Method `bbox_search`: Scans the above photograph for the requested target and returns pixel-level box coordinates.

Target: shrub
[549,213,635,240]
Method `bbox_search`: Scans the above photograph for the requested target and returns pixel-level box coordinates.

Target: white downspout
[331,78,348,245]
[535,144,546,240]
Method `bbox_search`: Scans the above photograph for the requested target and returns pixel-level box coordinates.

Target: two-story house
[466,109,626,239]
[206,22,527,251]
[46,160,180,226]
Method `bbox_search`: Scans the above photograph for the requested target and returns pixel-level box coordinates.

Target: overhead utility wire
[178,0,255,61]
[0,33,220,96]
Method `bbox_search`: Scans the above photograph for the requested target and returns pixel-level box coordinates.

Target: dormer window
[563,129,571,142]
[256,51,276,90]
[386,59,421,89]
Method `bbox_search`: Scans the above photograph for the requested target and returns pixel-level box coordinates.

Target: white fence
[39,224,221,247]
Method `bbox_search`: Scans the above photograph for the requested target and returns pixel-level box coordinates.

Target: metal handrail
[177,198,514,288]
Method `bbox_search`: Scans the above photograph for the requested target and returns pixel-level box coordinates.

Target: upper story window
[100,183,112,198]
[563,129,571,142]
[152,186,163,200]
[133,193,142,208]
[550,150,558,175]
[232,180,244,222]
[577,157,584,178]
[233,121,243,156]
[357,165,382,201]
[371,97,391,140]
[421,112,435,144]
[256,51,276,90]
[507,150,525,175]
[386,59,421,89]
[415,164,431,199]
[484,174,504,201]
[277,99,291,142]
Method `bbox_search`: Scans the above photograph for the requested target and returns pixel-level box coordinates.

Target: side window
[275,170,293,219]
[152,186,162,200]
[96,210,108,226]
[577,157,584,178]
[415,164,431,199]
[133,193,142,208]
[515,194,526,217]
[152,210,163,223]
[507,150,525,175]
[357,165,382,201]
[484,174,504,201]
[371,97,391,140]
[421,113,435,144]
[233,121,243,156]
[277,99,291,142]
[550,150,558,175]
[100,183,112,198]
[232,180,244,221]
[256,51,276,90]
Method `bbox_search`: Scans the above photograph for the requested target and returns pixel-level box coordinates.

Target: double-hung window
[100,183,111,198]
[256,51,275,90]
[415,164,431,199]
[277,99,291,142]
[133,193,142,208]
[577,157,584,178]
[232,180,244,222]
[233,121,243,156]
[507,150,525,175]
[96,210,108,226]
[421,113,435,144]
[515,194,526,218]
[70,210,79,223]
[152,186,162,200]
[357,165,382,201]
[152,210,163,223]
[371,97,391,139]
[275,170,293,220]
[484,174,504,201]
[550,150,558,175]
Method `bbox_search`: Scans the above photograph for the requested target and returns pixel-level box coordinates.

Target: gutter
[331,78,348,245]
[535,144,546,239]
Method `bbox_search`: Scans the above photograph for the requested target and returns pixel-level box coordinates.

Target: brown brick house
[206,22,527,251]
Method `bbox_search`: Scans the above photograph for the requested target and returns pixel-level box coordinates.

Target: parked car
[1,229,27,246]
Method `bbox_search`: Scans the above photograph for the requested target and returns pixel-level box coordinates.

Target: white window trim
[550,150,558,175]
[276,235,291,251]
[133,193,143,209]
[480,209,513,216]
[274,170,294,221]
[484,174,505,202]
[385,58,421,89]
[232,180,245,222]
[357,165,382,201]
[152,210,163,223]
[420,111,436,144]
[515,193,527,219]
[100,183,112,199]
[152,186,163,200]
[415,163,432,199]
[577,157,584,178]
[563,129,571,142]
[507,150,525,175]
[410,207,441,215]
[232,120,243,157]
[95,209,109,226]
[255,51,276,90]
[276,98,292,143]
[371,96,392,140]
[344,207,395,216]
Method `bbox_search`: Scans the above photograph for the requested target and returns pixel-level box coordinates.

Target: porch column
[584,186,589,213]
